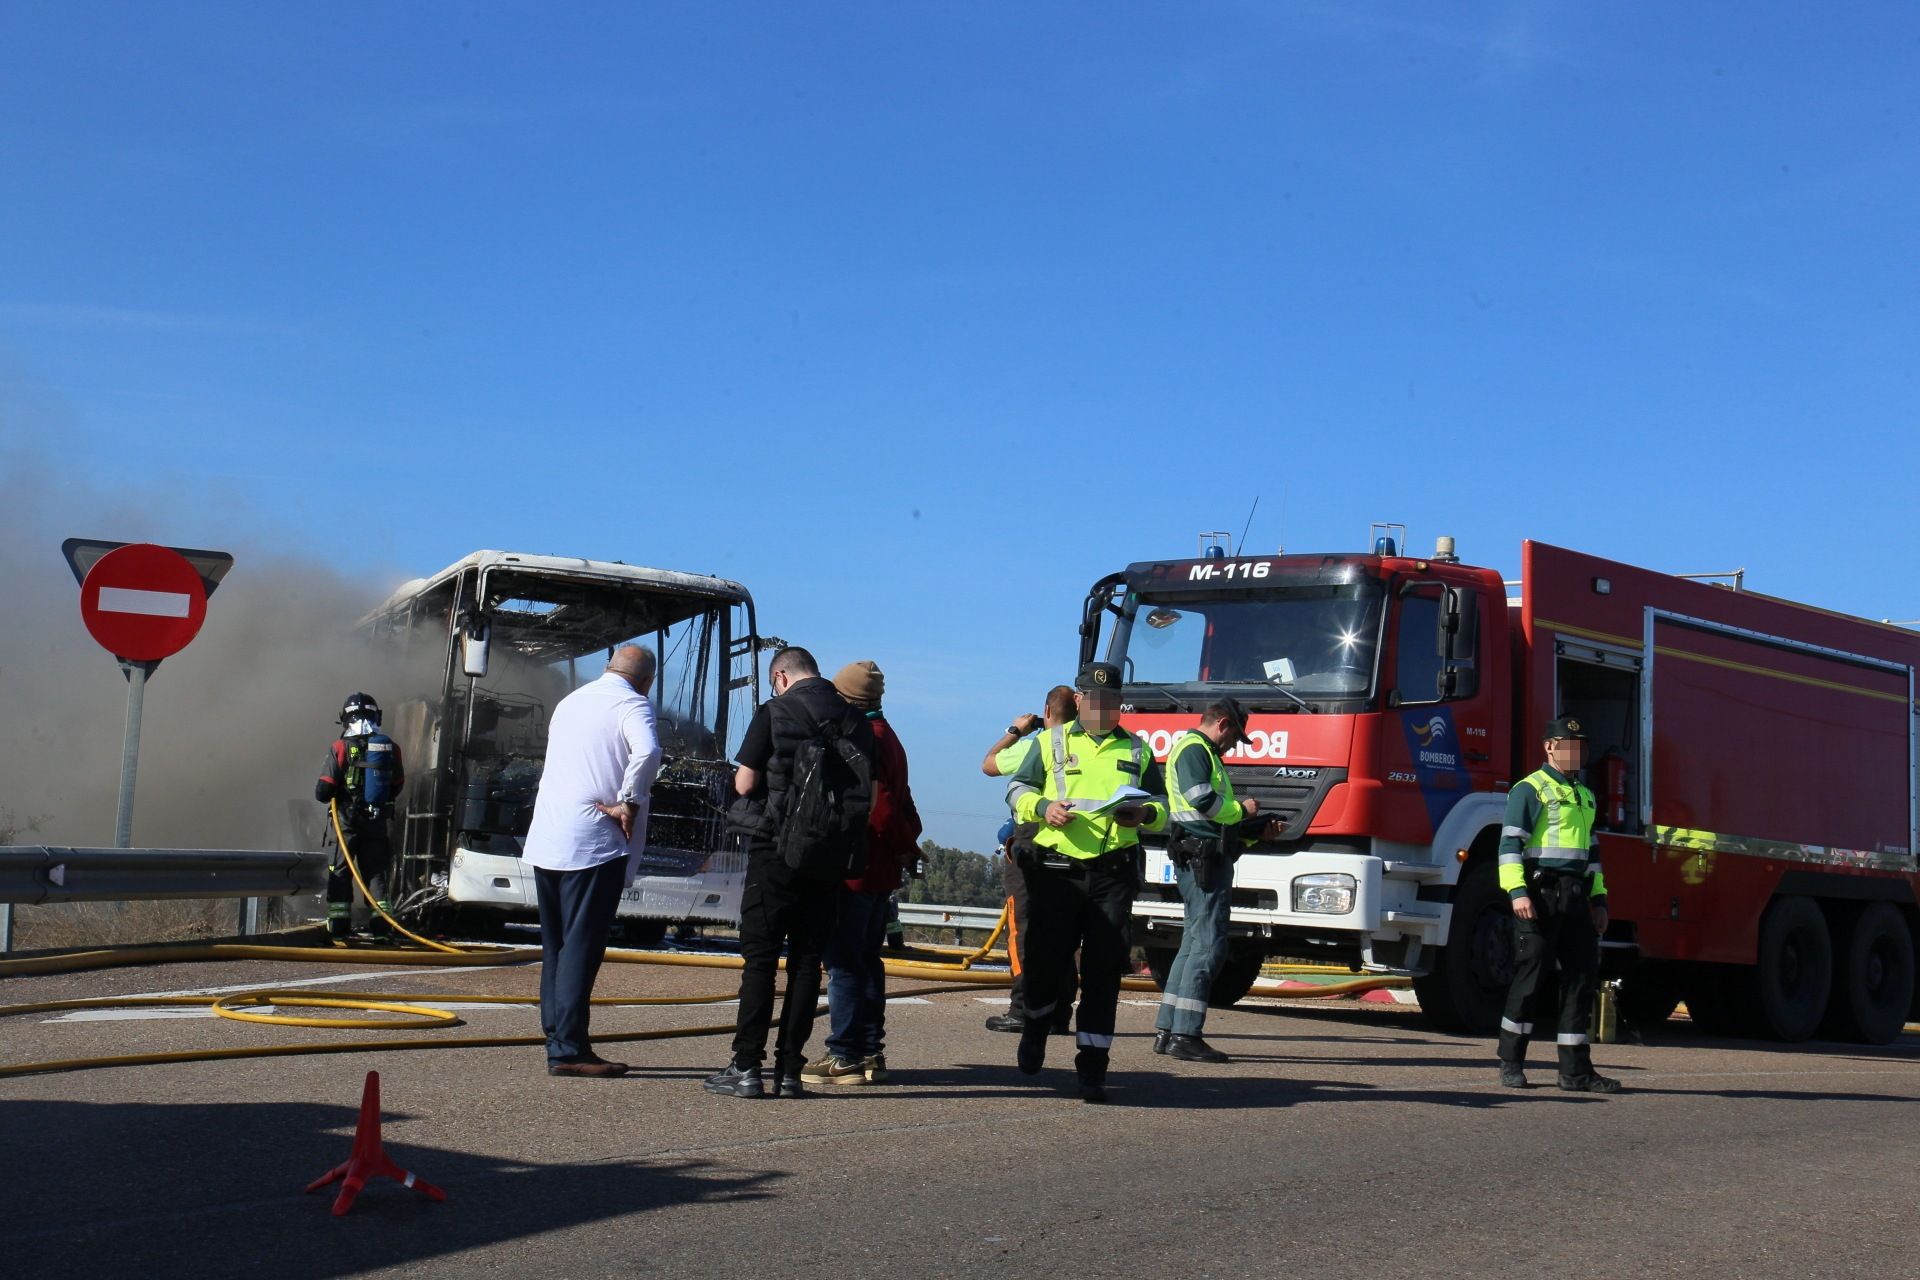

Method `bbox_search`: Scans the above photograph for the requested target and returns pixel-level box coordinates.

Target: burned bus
[361,551,763,941]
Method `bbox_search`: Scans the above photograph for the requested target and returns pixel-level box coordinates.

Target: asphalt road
[2,948,1916,1280]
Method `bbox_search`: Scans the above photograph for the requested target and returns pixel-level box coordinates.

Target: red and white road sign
[79,543,209,662]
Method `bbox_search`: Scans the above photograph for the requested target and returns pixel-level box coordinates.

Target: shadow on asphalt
[0,1098,781,1280]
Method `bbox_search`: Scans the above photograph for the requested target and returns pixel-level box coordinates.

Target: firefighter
[316,692,405,940]
[1153,698,1284,1063]
[1003,661,1167,1102]
[1496,715,1621,1093]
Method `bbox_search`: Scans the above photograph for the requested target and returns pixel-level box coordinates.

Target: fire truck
[1086,532,1919,1043]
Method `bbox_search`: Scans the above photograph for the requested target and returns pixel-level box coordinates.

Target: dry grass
[10,896,317,951]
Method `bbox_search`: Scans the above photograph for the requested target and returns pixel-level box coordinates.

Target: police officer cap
[1544,715,1587,741]
[1214,696,1252,744]
[1076,661,1123,692]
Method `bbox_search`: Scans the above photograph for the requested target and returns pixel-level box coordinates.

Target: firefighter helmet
[340,692,382,729]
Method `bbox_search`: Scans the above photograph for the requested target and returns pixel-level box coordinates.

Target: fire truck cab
[1087,534,1920,1043]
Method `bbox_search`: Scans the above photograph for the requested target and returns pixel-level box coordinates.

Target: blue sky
[2,3,1916,848]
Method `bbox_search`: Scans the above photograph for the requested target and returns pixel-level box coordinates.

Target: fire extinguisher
[1601,752,1629,828]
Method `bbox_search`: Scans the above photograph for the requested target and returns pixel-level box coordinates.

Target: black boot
[1166,1034,1229,1064]
[1016,1024,1049,1075]
[1499,1062,1529,1089]
[1151,1029,1172,1055]
[1558,1072,1622,1094]
[1074,1047,1110,1103]
[985,1012,1029,1033]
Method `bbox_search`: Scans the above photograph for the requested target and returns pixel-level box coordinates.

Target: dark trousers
[1157,851,1233,1037]
[534,857,628,1064]
[1002,853,1076,1029]
[1498,872,1599,1077]
[824,888,890,1061]
[1023,856,1135,1083]
[731,857,839,1076]
[326,823,390,931]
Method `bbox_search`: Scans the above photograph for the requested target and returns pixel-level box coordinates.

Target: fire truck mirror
[1440,587,1480,662]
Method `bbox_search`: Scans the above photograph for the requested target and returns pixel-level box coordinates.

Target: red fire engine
[1085,534,1918,1043]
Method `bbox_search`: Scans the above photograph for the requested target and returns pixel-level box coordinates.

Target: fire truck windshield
[1108,582,1384,710]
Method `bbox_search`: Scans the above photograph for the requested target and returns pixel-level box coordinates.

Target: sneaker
[863,1053,889,1084]
[772,1075,806,1098]
[984,1012,1029,1033]
[1499,1064,1529,1089]
[800,1056,869,1086]
[1016,1026,1048,1076]
[1151,1030,1172,1056]
[1165,1034,1230,1064]
[703,1063,765,1098]
[1558,1073,1623,1094]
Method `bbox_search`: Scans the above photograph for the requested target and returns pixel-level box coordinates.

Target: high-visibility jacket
[1497,766,1608,902]
[1006,721,1167,859]
[1166,730,1248,838]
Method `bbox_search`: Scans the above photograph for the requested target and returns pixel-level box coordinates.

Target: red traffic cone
[306,1070,447,1216]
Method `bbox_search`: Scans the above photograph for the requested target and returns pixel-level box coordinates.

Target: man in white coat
[523,644,663,1077]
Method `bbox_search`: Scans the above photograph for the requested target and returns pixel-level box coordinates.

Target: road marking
[117,965,510,1000]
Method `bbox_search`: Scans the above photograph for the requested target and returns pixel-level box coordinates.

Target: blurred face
[1078,687,1121,734]
[1545,737,1587,773]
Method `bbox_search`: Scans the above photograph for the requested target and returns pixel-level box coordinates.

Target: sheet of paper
[1072,785,1152,816]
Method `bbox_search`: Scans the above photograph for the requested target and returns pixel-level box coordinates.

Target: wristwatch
[1006,725,1024,738]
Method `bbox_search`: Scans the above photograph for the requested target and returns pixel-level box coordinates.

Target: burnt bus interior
[367,562,754,917]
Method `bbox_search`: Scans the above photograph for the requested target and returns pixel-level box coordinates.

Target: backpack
[775,704,873,879]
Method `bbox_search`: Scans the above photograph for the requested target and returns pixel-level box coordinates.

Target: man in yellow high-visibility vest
[1003,661,1167,1102]
[1496,716,1621,1094]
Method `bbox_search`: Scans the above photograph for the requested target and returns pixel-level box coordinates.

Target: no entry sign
[79,543,210,662]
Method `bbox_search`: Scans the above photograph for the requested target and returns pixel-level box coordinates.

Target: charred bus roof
[364,550,753,664]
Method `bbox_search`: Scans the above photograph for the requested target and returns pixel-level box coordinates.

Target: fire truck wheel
[1752,895,1832,1043]
[1616,963,1681,1029]
[1823,902,1914,1045]
[1140,944,1262,1007]
[1143,946,1176,992]
[1207,949,1265,1008]
[1411,857,1510,1035]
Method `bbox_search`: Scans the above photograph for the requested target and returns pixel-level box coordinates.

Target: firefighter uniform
[1004,663,1167,1100]
[1154,705,1261,1062]
[1496,716,1618,1092]
[317,693,405,939]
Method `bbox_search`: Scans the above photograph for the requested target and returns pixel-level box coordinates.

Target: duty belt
[1037,847,1136,875]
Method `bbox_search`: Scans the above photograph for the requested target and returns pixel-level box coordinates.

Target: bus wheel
[617,919,670,949]
[1752,895,1832,1042]
[1824,902,1914,1045]
[1412,857,1510,1035]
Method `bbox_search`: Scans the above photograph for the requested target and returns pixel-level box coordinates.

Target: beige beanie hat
[833,659,884,710]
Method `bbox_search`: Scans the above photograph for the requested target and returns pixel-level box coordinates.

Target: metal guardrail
[895,902,1005,932]
[0,847,330,906]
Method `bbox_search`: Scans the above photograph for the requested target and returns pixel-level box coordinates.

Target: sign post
[65,540,233,848]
